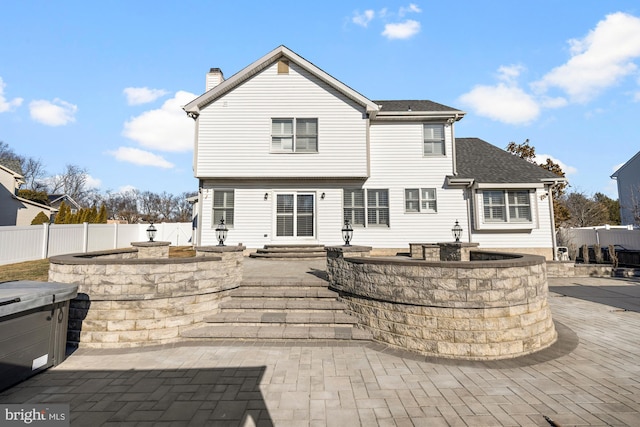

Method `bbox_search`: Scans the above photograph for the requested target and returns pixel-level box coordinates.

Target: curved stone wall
[326,247,557,360]
[49,245,244,348]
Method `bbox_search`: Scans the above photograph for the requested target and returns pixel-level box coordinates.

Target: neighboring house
[611,150,640,227]
[48,194,82,214]
[0,159,56,226]
[183,46,565,259]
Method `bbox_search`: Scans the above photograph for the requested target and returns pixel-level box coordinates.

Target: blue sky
[1,1,639,198]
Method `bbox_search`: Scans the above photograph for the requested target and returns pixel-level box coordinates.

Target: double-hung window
[423,124,445,156]
[343,189,365,226]
[271,118,318,153]
[482,190,531,223]
[405,188,437,213]
[367,189,389,226]
[213,190,234,227]
[343,189,389,226]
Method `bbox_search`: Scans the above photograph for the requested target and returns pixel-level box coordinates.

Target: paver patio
[1,263,639,426]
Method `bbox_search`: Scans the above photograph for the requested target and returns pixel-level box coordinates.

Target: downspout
[465,186,472,243]
[547,183,559,261]
[448,115,459,176]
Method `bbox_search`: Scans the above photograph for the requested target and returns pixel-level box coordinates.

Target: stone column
[437,242,479,261]
[131,241,171,259]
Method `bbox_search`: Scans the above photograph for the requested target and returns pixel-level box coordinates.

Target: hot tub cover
[0,281,78,317]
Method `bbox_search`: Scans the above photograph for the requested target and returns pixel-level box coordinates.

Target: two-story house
[183,46,565,259]
[0,159,56,226]
[611,150,640,227]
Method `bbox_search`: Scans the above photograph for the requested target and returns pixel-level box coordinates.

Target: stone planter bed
[326,246,556,360]
[48,243,244,349]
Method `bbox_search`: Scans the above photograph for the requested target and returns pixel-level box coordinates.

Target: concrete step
[219,298,348,311]
[230,287,338,298]
[203,311,359,325]
[249,244,326,259]
[181,325,373,340]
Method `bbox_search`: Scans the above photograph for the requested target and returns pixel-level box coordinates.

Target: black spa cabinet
[0,281,78,391]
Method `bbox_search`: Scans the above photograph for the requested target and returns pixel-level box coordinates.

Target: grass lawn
[0,246,196,283]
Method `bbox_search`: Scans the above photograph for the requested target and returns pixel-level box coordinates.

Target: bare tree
[46,164,91,204]
[562,192,610,227]
[21,157,48,191]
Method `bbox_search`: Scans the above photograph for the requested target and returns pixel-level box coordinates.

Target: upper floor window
[423,124,445,156]
[405,188,437,213]
[271,118,318,153]
[213,190,234,227]
[482,190,531,223]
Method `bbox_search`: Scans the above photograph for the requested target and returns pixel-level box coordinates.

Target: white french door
[275,193,315,238]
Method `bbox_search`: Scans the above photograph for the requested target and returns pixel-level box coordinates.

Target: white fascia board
[373,111,466,121]
[12,194,57,211]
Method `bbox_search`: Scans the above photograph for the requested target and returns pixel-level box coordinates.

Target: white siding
[196,61,368,178]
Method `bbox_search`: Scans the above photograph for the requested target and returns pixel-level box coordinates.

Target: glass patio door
[276,193,314,237]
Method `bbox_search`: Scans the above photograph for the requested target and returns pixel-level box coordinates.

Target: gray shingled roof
[0,157,23,175]
[454,138,563,184]
[373,100,462,113]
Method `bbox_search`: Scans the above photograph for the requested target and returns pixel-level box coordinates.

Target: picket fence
[0,222,193,266]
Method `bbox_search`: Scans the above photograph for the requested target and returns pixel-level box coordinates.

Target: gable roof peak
[183,45,379,116]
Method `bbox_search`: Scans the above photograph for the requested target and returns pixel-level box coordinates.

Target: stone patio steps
[181,272,372,341]
[249,244,326,259]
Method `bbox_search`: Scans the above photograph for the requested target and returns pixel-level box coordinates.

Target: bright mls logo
[1,405,69,426]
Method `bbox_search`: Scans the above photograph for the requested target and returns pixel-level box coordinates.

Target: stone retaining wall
[326,247,557,360]
[49,245,244,348]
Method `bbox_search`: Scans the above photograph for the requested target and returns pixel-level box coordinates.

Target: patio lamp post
[342,219,353,247]
[146,222,157,242]
[216,218,228,246]
[452,220,462,243]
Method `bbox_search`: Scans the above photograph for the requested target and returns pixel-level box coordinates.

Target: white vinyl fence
[558,226,640,251]
[0,222,193,266]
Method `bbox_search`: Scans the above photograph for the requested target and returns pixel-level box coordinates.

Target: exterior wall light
[216,218,228,246]
[321,192,326,199]
[146,222,157,242]
[342,219,353,246]
[452,220,462,243]
[264,193,269,200]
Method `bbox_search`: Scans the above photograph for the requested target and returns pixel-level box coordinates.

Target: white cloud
[533,12,640,103]
[399,3,421,17]
[352,10,374,27]
[123,87,169,105]
[458,82,540,125]
[109,147,174,169]
[0,77,23,113]
[29,98,77,126]
[382,20,421,40]
[122,90,196,152]
[85,174,102,189]
[118,184,138,193]
[535,154,577,176]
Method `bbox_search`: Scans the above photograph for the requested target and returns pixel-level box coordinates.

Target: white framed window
[367,189,389,226]
[343,189,365,226]
[343,189,389,227]
[213,190,234,227]
[271,118,318,153]
[424,124,445,156]
[479,189,532,228]
[405,188,437,213]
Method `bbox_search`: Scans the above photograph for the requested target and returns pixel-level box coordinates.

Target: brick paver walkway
[1,274,640,426]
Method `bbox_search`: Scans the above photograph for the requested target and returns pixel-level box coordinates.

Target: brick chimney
[206,68,224,91]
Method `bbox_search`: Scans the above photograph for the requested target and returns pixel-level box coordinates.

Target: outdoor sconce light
[342,219,353,247]
[146,222,157,242]
[215,218,228,246]
[264,193,269,200]
[321,192,326,199]
[452,220,462,243]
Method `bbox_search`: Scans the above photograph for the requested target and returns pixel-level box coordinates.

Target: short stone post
[131,241,171,259]
[438,242,479,261]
